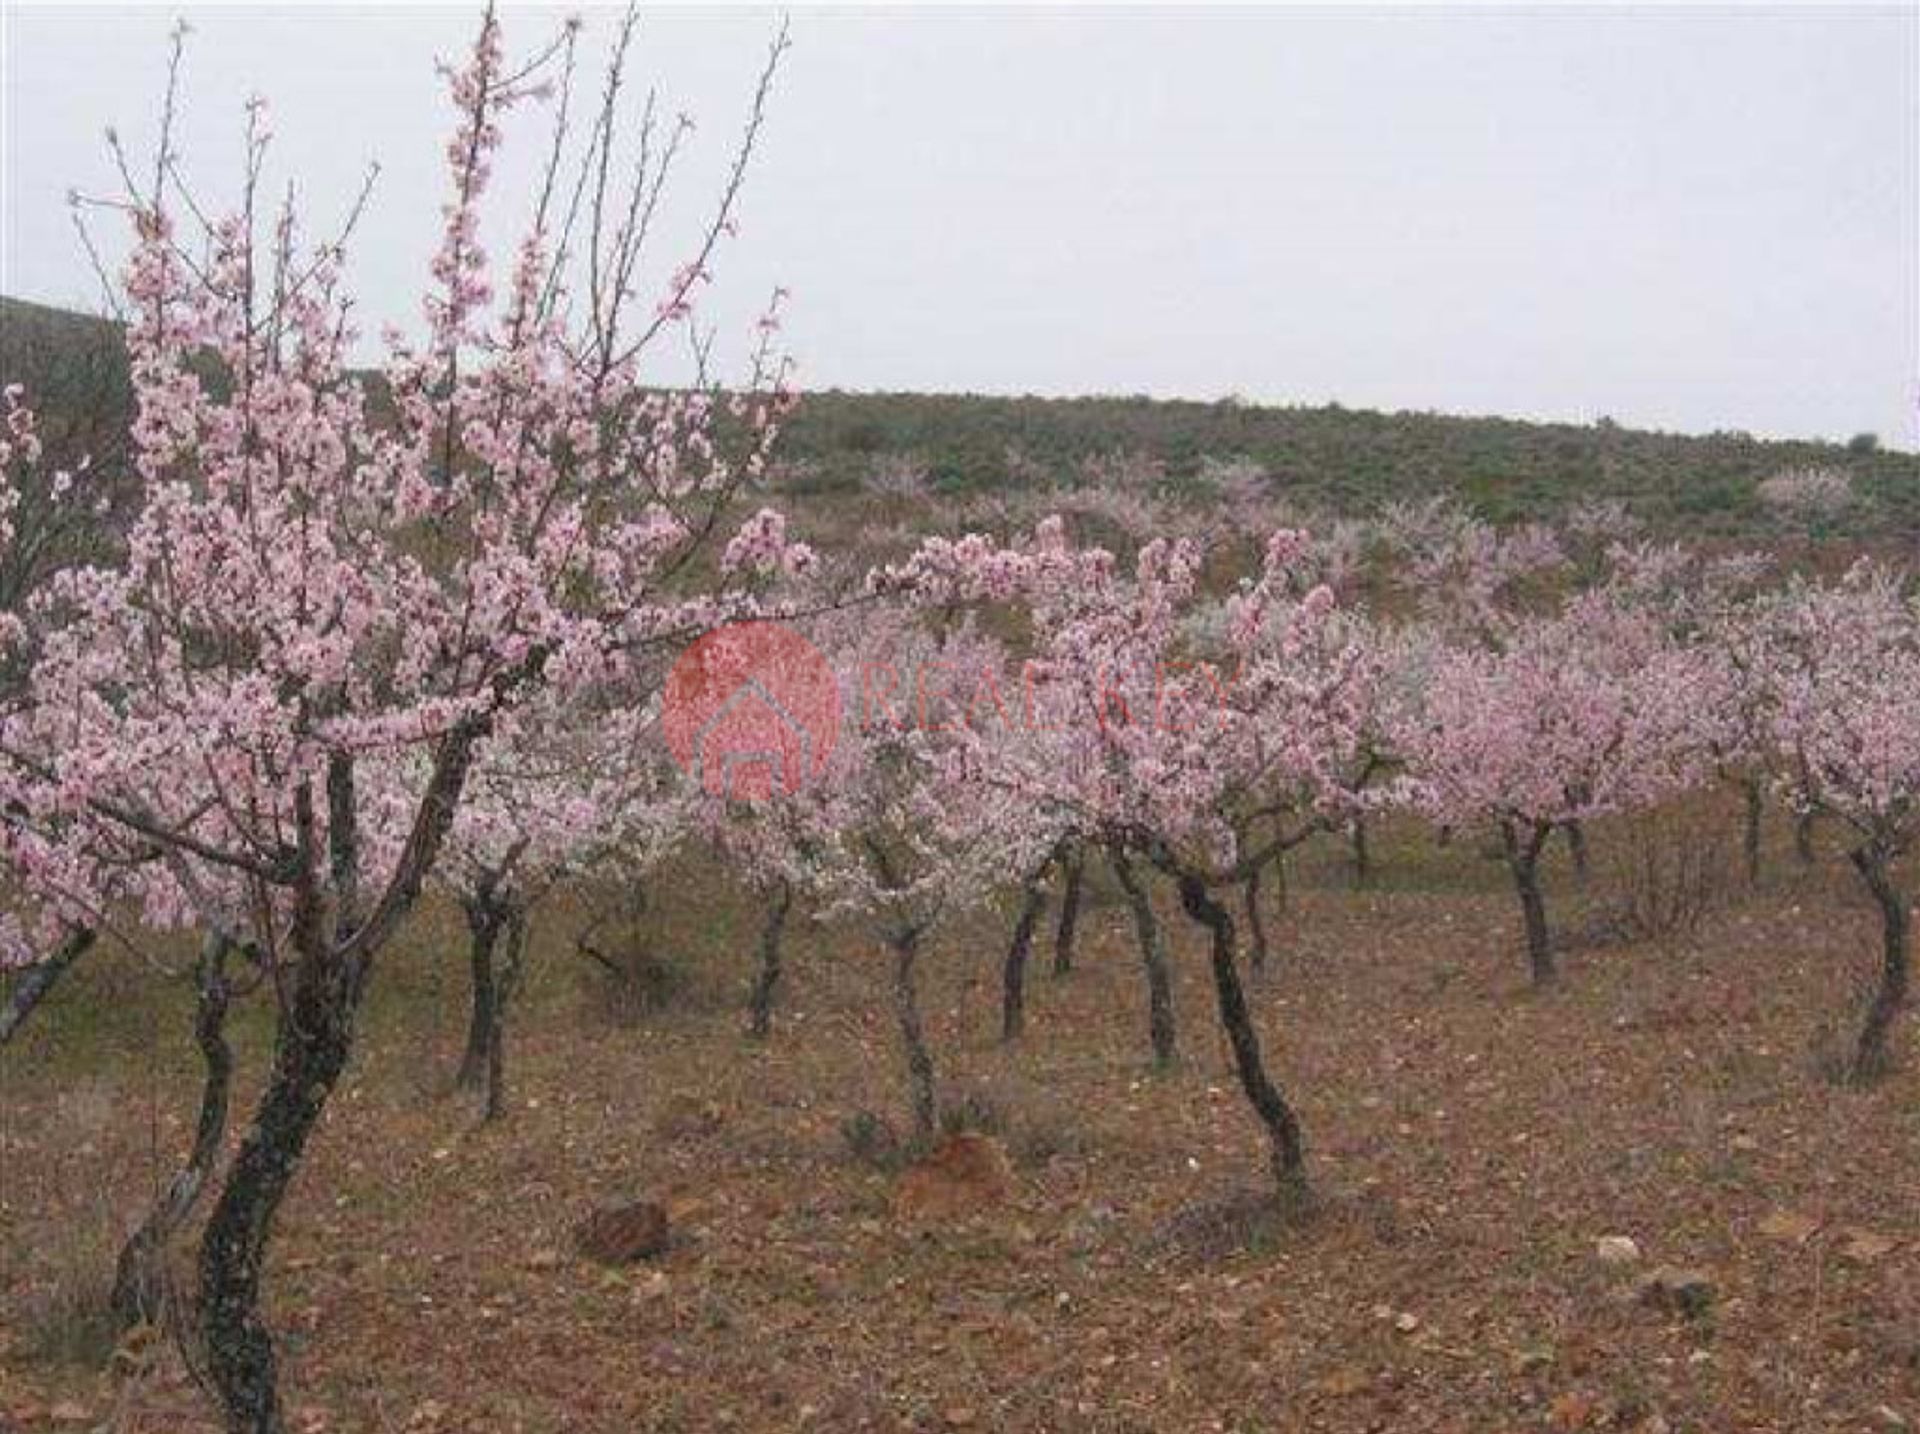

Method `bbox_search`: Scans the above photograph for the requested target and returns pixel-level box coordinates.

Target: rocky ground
[2,819,1916,1433]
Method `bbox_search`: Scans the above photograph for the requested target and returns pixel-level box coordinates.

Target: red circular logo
[662,621,840,802]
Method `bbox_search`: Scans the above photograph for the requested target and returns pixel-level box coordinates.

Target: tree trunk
[1000,878,1048,1043]
[1846,847,1911,1084]
[1503,820,1555,985]
[1242,859,1270,973]
[454,901,503,1093]
[746,879,794,1040]
[1795,810,1817,866]
[1564,820,1590,883]
[1052,845,1084,976]
[1110,846,1177,1068]
[0,927,95,1047]
[1743,778,1764,886]
[1175,870,1307,1197]
[112,933,236,1329]
[889,927,937,1142]
[1350,815,1372,889]
[198,939,369,1434]
[483,909,528,1124]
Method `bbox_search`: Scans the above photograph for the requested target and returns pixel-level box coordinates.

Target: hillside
[6,294,1916,541]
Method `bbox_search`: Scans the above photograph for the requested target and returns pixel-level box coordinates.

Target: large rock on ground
[573,1200,670,1265]
[893,1133,1017,1221]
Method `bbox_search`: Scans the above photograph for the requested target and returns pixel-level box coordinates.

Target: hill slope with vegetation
[6,293,1915,541]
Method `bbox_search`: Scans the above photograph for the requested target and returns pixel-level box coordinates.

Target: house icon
[692,676,817,801]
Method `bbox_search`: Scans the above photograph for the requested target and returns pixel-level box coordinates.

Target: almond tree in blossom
[1607,539,1776,882]
[435,698,684,1119]
[1752,566,1918,1081]
[786,617,1053,1141]
[1398,592,1718,985]
[0,9,794,1427]
[879,521,1373,1196]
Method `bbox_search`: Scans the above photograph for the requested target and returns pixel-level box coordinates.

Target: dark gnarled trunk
[1052,845,1085,976]
[1175,869,1307,1196]
[889,926,937,1141]
[746,879,794,1040]
[1846,846,1912,1084]
[196,725,479,1433]
[1000,877,1049,1043]
[0,927,95,1048]
[1564,820,1590,883]
[1742,777,1765,886]
[1350,815,1372,889]
[1243,859,1271,973]
[1502,819,1555,986]
[198,938,369,1434]
[482,909,528,1123]
[1795,810,1817,866]
[1109,845,1177,1068]
[455,899,504,1093]
[112,933,237,1329]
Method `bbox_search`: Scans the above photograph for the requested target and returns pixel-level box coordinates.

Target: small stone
[1595,1235,1642,1267]
[1513,1346,1555,1375]
[893,1133,1016,1221]
[1394,1311,1421,1333]
[525,1248,563,1271]
[48,1404,93,1426]
[1549,1391,1598,1429]
[1319,1365,1370,1397]
[573,1200,670,1265]
[944,1408,978,1428]
[1756,1211,1821,1246]
[1836,1227,1898,1265]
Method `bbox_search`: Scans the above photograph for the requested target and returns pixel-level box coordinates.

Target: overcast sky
[3,4,1916,448]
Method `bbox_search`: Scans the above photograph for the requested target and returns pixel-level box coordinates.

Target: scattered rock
[48,1403,93,1426]
[1634,1266,1715,1318]
[573,1200,671,1265]
[893,1132,1016,1220]
[1756,1211,1821,1246]
[1595,1235,1642,1267]
[1317,1364,1371,1397]
[1549,1390,1599,1429]
[1393,1311,1422,1334]
[1835,1227,1898,1265]
[1513,1345,1555,1376]
[525,1247,563,1271]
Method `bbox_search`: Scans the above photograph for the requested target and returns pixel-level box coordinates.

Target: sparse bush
[1601,807,1730,944]
[14,1172,125,1370]
[1077,447,1166,494]
[575,888,695,1023]
[864,452,934,502]
[840,1108,906,1169]
[938,1088,1007,1138]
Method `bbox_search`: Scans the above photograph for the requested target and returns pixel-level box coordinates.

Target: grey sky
[3,4,1916,448]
